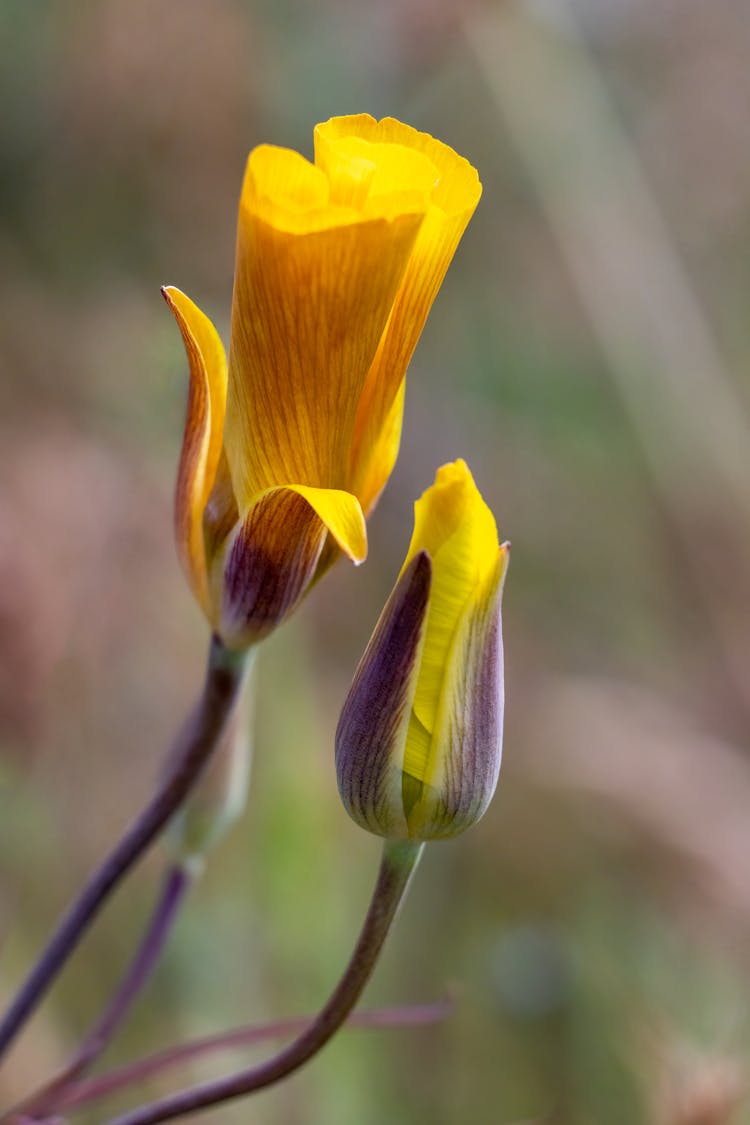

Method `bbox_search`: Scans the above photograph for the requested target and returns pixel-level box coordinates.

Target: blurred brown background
[2,0,750,1122]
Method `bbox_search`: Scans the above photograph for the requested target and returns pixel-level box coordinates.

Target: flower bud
[336,460,508,841]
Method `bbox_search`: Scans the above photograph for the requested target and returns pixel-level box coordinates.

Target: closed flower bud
[164,116,481,649]
[336,460,508,841]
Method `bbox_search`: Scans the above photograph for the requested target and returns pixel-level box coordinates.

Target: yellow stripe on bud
[402,460,499,789]
[336,461,509,841]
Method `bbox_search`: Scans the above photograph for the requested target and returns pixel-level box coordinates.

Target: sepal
[336,552,432,837]
[163,286,229,617]
[217,486,366,649]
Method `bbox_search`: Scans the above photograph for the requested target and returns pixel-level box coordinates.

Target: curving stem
[0,636,250,1067]
[9,864,192,1121]
[106,837,424,1125]
[57,997,453,1114]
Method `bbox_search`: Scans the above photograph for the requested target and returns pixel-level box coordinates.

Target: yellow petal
[348,380,405,517]
[283,484,367,564]
[316,115,481,215]
[408,544,509,838]
[225,145,427,508]
[316,117,482,504]
[163,285,228,615]
[244,144,352,233]
[401,460,499,784]
[315,127,440,214]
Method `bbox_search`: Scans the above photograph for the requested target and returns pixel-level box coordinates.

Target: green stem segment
[106,838,424,1125]
[0,637,250,1067]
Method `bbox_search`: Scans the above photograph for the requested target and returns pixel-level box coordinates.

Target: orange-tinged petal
[315,129,440,212]
[353,380,406,517]
[315,117,482,505]
[245,145,354,233]
[225,146,428,508]
[163,285,228,615]
[316,115,481,217]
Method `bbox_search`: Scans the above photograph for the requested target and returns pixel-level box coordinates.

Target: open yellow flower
[336,460,509,840]
[164,115,481,648]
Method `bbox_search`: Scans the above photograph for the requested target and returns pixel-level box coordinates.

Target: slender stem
[11,865,192,1121]
[105,838,424,1125]
[0,636,249,1066]
[59,996,452,1114]
[75,865,191,1070]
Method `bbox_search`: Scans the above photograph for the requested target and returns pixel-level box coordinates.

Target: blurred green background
[2,0,750,1122]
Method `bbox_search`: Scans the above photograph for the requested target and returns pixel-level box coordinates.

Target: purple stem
[58,996,453,1114]
[14,866,191,1121]
[0,637,249,1066]
[77,865,190,1068]
[105,838,424,1125]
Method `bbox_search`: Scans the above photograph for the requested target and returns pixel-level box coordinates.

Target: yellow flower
[336,460,509,841]
[164,115,481,648]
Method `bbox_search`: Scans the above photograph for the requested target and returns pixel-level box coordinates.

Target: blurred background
[2,0,750,1121]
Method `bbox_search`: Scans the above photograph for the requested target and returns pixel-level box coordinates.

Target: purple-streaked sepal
[335,552,432,838]
[218,490,328,649]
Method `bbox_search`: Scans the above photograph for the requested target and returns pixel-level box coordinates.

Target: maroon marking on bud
[336,551,432,836]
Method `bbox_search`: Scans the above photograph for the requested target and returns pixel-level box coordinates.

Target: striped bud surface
[336,460,509,840]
